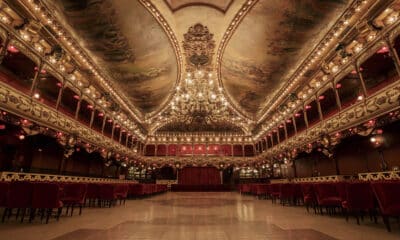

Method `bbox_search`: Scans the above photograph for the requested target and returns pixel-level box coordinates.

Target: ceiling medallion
[182,23,215,71]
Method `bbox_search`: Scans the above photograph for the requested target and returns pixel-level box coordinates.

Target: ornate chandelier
[171,69,229,124]
[146,23,253,134]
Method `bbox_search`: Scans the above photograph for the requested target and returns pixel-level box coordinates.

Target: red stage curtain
[178,167,221,185]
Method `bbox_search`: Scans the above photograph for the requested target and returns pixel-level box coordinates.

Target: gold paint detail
[0,81,136,158]
[259,81,400,158]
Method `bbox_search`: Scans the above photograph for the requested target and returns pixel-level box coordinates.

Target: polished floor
[0,192,398,240]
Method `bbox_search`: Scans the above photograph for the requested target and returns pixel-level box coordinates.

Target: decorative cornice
[216,0,259,121]
[256,0,378,123]
[21,0,147,126]
[259,80,400,158]
[138,0,184,120]
[0,81,137,158]
[146,134,254,145]
[0,171,138,183]
[254,2,400,141]
[0,17,144,140]
[141,156,257,168]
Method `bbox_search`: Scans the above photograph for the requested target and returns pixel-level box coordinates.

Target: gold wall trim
[23,0,145,126]
[0,3,146,140]
[138,0,183,120]
[260,80,400,158]
[0,171,138,183]
[141,156,256,168]
[256,0,378,123]
[215,0,259,120]
[254,1,399,140]
[0,81,137,158]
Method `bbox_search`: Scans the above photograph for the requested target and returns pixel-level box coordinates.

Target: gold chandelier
[170,69,229,124]
[146,23,253,135]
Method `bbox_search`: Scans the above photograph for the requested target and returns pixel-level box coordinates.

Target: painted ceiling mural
[45,0,178,114]
[221,0,348,116]
[164,0,234,13]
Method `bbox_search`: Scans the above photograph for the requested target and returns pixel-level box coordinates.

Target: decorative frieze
[140,156,255,168]
[0,171,137,183]
[358,170,400,181]
[260,80,400,158]
[0,81,136,158]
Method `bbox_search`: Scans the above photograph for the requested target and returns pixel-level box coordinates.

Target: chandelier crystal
[170,69,229,124]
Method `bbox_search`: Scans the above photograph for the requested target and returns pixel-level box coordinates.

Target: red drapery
[178,167,221,185]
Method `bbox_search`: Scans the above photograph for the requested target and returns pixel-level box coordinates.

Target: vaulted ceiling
[44,0,178,115]
[221,0,348,116]
[40,0,352,134]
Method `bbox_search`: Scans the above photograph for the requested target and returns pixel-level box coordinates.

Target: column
[55,78,66,110]
[30,61,43,96]
[292,116,297,134]
[0,34,10,64]
[303,108,309,129]
[386,37,400,77]
[333,82,342,111]
[111,122,116,140]
[316,95,323,120]
[118,129,122,144]
[89,108,95,129]
[355,62,368,97]
[283,122,288,139]
[242,144,244,157]
[125,133,129,147]
[101,115,106,134]
[74,96,82,120]
[276,129,280,144]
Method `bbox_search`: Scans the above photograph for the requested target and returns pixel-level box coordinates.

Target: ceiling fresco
[164,0,234,13]
[221,0,348,116]
[45,0,178,114]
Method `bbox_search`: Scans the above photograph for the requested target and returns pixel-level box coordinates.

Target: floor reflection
[1,192,398,240]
